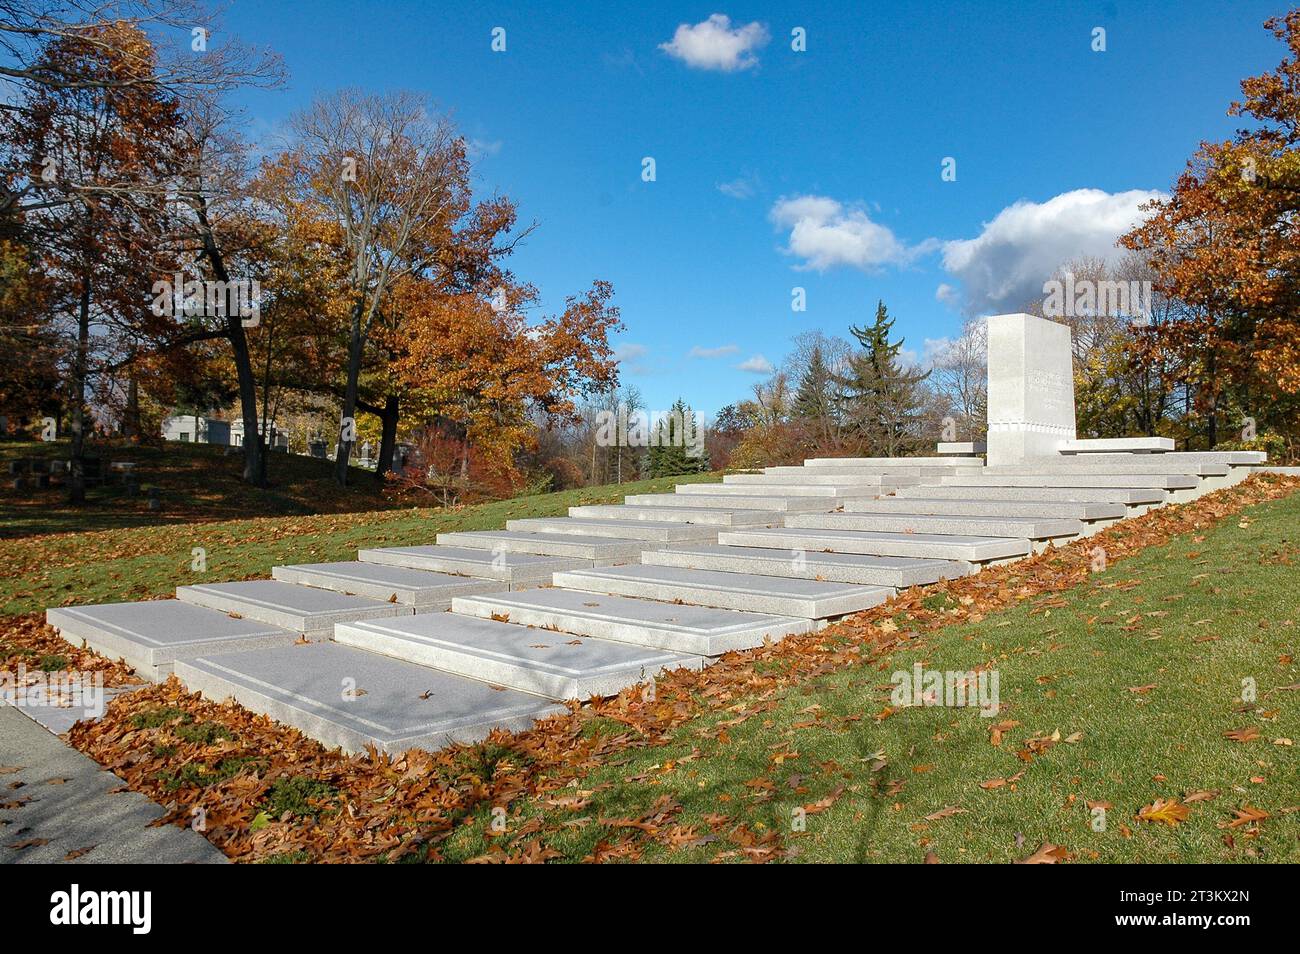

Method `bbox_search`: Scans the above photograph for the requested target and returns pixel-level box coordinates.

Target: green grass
[439,490,1300,863]
[261,775,339,819]
[1,439,395,537]
[0,469,724,615]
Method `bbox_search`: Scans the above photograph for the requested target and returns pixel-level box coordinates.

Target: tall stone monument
[985,313,1076,466]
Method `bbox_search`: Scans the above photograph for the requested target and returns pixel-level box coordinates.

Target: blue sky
[220,0,1285,414]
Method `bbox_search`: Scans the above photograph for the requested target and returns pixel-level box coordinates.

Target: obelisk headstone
[986,313,1076,466]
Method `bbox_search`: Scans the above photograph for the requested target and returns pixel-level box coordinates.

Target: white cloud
[718,175,757,199]
[769,195,922,272]
[659,14,770,72]
[940,188,1163,314]
[615,342,648,362]
[935,283,961,309]
[614,342,650,376]
[689,344,740,359]
[737,354,774,374]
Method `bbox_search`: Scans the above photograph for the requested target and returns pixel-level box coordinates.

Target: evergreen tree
[833,301,930,456]
[793,344,839,443]
[647,398,710,477]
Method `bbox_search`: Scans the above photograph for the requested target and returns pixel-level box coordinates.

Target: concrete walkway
[0,705,225,864]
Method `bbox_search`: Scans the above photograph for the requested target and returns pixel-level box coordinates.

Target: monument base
[985,313,1076,466]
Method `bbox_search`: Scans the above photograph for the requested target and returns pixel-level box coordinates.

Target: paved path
[0,705,226,864]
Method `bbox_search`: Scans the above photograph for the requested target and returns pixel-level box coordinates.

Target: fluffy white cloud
[737,354,774,374]
[659,14,769,72]
[689,344,740,358]
[940,188,1163,314]
[769,195,919,272]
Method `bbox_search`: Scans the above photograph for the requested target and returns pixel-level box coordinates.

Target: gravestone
[985,313,1076,466]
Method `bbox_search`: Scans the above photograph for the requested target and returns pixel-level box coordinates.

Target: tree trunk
[193,197,263,486]
[68,278,90,505]
[228,314,264,487]
[123,373,140,440]
[375,392,399,480]
[334,322,363,486]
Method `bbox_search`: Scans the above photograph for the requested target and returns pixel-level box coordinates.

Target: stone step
[504,517,718,543]
[940,474,1198,490]
[641,544,970,586]
[892,485,1165,505]
[718,527,1030,563]
[173,642,565,755]
[436,529,646,561]
[625,492,852,512]
[451,589,811,656]
[804,457,971,468]
[980,462,1229,477]
[175,580,408,637]
[729,472,918,486]
[676,482,876,497]
[272,561,500,610]
[1071,450,1265,465]
[764,465,975,479]
[358,545,589,586]
[786,512,1082,540]
[1059,437,1175,453]
[334,614,704,700]
[567,504,779,526]
[553,565,894,619]
[843,498,1125,520]
[46,600,297,682]
[936,441,986,455]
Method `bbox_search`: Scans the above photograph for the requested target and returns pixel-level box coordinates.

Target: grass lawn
[432,486,1300,863]
[0,468,724,615]
[0,439,395,537]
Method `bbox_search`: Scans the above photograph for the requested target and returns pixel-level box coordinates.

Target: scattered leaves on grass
[8,473,1296,863]
[1016,842,1072,864]
[1224,726,1261,743]
[1137,799,1191,826]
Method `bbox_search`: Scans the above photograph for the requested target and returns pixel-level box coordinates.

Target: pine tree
[647,398,710,477]
[834,301,930,456]
[793,344,838,444]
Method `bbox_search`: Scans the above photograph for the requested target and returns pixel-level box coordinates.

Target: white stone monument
[986,313,1076,466]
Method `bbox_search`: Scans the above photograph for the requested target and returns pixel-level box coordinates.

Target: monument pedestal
[985,313,1076,467]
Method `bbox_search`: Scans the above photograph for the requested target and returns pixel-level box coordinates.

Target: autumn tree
[1122,11,1300,452]
[0,221,61,430]
[1,0,282,225]
[285,91,514,486]
[391,278,622,490]
[3,21,185,501]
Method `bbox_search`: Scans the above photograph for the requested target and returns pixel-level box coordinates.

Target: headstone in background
[986,313,1076,466]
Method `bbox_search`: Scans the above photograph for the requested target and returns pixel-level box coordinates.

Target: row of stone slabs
[42,462,987,754]
[42,453,1250,755]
